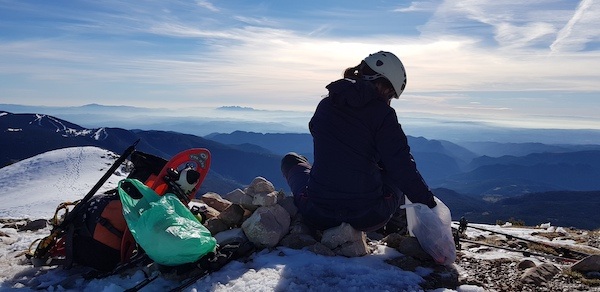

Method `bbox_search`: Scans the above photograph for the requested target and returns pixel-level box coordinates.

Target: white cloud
[394,1,439,13]
[551,0,600,52]
[233,16,278,26]
[420,0,595,50]
[196,0,219,12]
[0,0,599,127]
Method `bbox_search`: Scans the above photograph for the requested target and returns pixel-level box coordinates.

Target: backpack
[36,150,168,271]
[70,193,134,271]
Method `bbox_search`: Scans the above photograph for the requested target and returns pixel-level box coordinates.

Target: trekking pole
[32,139,140,264]
[69,139,140,218]
[453,222,591,260]
[460,238,579,262]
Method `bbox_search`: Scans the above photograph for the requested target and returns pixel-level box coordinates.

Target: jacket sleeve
[375,110,436,208]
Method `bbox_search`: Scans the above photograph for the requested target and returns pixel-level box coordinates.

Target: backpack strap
[120,229,136,262]
[97,217,124,238]
[63,223,76,269]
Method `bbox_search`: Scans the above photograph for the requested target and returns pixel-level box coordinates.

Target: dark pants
[284,161,403,232]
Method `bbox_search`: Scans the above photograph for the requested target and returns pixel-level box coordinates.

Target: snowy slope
[0,146,127,219]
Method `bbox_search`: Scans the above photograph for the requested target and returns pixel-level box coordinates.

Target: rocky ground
[3,176,600,291]
[439,228,600,291]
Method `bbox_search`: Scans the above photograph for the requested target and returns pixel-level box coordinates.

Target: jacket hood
[326,78,381,107]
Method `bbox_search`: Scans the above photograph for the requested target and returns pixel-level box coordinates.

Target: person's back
[309,78,393,204]
[282,51,436,232]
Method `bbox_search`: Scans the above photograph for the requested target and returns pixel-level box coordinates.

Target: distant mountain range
[2,110,600,229]
[5,103,600,144]
[0,111,284,194]
[208,130,600,197]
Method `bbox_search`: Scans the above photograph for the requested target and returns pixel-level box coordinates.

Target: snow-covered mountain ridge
[0,147,126,219]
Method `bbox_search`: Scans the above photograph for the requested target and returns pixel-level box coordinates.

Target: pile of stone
[195,176,377,258]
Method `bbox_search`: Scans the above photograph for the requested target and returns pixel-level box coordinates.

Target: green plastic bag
[117,178,216,266]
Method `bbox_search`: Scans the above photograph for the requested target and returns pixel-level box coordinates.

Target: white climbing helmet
[362,51,407,98]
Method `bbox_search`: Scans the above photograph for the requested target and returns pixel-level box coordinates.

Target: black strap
[63,224,75,269]
[97,217,124,238]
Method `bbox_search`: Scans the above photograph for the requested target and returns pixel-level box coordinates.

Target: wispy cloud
[418,0,596,50]
[0,0,598,128]
[196,0,219,12]
[394,1,439,13]
[551,0,600,52]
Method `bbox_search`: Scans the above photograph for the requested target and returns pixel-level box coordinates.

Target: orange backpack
[42,151,168,271]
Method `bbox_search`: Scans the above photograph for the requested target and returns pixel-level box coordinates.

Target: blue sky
[1,0,599,130]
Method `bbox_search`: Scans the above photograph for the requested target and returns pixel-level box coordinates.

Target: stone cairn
[195,176,371,257]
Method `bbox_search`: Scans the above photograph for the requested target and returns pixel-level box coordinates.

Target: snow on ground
[0,146,127,219]
[0,223,484,292]
[1,147,592,291]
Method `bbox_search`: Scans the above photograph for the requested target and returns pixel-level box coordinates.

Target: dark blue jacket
[307,78,436,211]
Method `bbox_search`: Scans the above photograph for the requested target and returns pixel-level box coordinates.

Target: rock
[203,205,221,220]
[276,191,285,202]
[321,223,361,248]
[307,242,336,257]
[278,196,298,218]
[517,259,537,270]
[421,265,460,290]
[241,205,291,248]
[217,204,245,227]
[280,233,318,249]
[200,192,232,212]
[18,219,47,231]
[571,255,600,273]
[252,191,278,206]
[189,201,220,220]
[321,223,369,257]
[2,219,29,229]
[385,255,423,272]
[382,233,406,249]
[521,263,561,285]
[223,188,255,210]
[397,236,433,262]
[214,228,248,245]
[205,218,230,235]
[245,177,275,195]
[289,215,314,236]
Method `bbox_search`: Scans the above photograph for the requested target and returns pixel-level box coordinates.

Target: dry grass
[527,242,560,256]
[531,231,567,240]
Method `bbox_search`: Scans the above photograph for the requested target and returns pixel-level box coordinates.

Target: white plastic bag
[401,196,456,265]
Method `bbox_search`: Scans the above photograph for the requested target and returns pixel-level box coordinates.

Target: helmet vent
[376,60,384,66]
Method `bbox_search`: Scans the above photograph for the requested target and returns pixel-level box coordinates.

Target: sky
[0,0,599,130]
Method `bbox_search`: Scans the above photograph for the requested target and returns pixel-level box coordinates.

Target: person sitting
[281,51,437,235]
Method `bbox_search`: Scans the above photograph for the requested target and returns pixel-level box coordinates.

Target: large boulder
[252,191,279,207]
[223,188,255,210]
[200,192,232,212]
[241,205,291,248]
[571,255,600,273]
[217,204,246,227]
[321,223,369,257]
[245,177,275,195]
[521,263,561,285]
[214,228,248,245]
